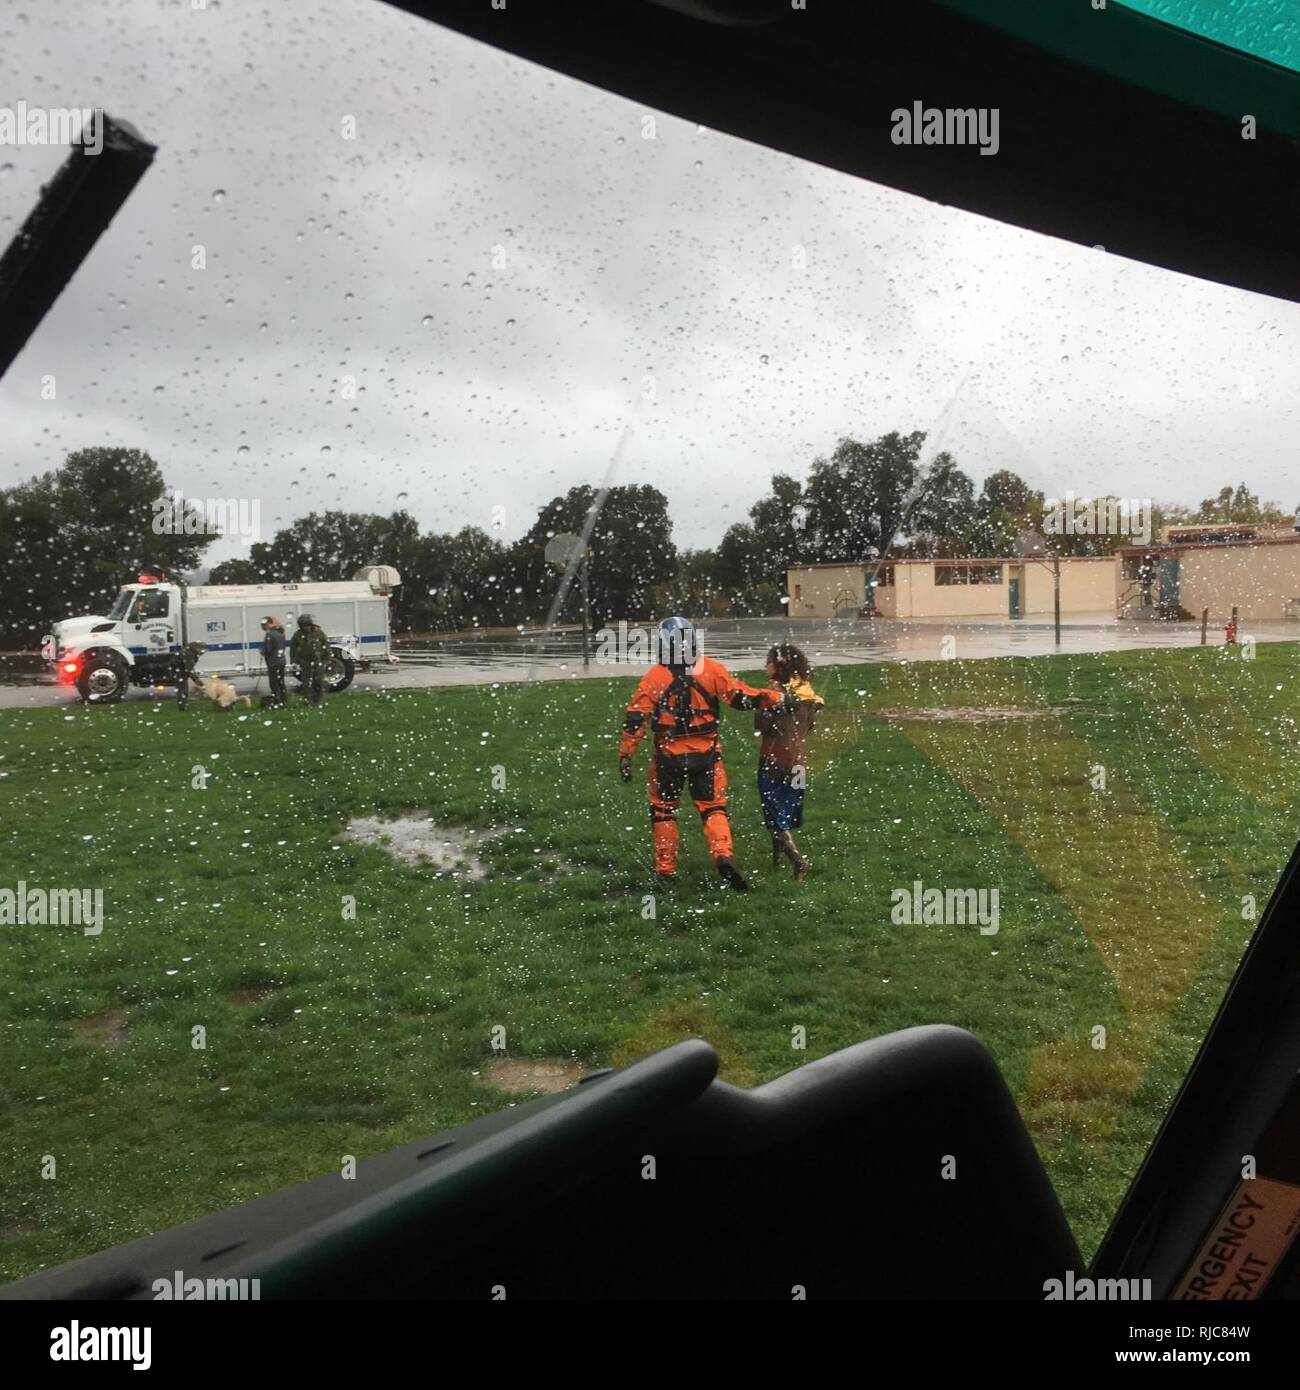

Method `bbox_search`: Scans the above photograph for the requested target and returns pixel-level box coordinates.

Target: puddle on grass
[487,1058,583,1094]
[336,815,508,878]
[873,706,1071,722]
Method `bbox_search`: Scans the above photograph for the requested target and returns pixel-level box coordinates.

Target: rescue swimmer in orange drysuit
[618,617,799,891]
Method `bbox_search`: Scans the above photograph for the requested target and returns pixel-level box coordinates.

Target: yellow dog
[198,675,253,710]
[180,641,252,710]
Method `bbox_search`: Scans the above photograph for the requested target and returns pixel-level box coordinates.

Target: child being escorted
[754,643,823,881]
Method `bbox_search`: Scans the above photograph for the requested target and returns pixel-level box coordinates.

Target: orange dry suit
[620,656,789,873]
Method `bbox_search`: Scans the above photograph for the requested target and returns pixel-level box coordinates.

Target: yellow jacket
[784,675,824,706]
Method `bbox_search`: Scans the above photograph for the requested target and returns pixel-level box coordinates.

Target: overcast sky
[2,0,1299,568]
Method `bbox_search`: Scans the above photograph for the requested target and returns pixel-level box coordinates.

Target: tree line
[0,441,1293,646]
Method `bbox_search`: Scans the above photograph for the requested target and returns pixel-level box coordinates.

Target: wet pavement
[2,613,1295,708]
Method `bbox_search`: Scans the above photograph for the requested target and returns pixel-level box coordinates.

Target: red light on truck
[63,661,77,673]
[137,574,158,585]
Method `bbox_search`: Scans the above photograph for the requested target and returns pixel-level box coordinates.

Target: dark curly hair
[766,643,810,684]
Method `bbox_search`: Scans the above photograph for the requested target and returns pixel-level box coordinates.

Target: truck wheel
[77,651,129,704]
[324,652,355,694]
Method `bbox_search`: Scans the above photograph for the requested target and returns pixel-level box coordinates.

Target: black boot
[717,857,750,892]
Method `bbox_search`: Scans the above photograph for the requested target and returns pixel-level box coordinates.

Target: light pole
[1015,528,1062,648]
[861,545,881,618]
[579,548,591,668]
[544,531,591,667]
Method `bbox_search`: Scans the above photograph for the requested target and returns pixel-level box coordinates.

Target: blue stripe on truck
[152,637,386,653]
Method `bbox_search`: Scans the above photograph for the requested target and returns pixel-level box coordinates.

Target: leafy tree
[952,507,1023,558]
[407,526,514,633]
[512,484,676,627]
[708,473,816,614]
[746,472,816,577]
[954,468,1044,557]
[713,522,776,615]
[979,468,1041,520]
[1035,495,1132,557]
[709,434,980,610]
[208,510,510,633]
[1194,484,1290,525]
[804,432,972,562]
[904,452,977,556]
[1150,502,1192,540]
[210,510,420,586]
[0,448,208,647]
[649,548,732,618]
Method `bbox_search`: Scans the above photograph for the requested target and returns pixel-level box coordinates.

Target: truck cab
[44,575,181,702]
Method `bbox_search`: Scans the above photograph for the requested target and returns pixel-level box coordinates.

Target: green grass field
[2,642,1297,1280]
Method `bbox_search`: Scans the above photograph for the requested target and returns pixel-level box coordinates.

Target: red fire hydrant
[1225,618,1237,644]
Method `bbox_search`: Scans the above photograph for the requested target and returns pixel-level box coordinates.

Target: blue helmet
[655,616,698,669]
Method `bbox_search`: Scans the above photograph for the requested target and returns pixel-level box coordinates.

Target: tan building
[786,557,1116,620]
[788,529,1300,624]
[1118,531,1300,622]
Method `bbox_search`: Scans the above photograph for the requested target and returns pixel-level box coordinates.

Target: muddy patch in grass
[872,706,1071,723]
[227,987,275,1006]
[71,1009,129,1047]
[336,815,509,878]
[486,1058,583,1095]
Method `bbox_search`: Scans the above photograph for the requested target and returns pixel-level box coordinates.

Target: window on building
[870,565,894,588]
[935,564,1003,586]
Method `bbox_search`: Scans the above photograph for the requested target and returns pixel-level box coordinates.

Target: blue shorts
[758,773,805,831]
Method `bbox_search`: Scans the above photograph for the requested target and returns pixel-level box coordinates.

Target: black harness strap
[652,671,720,737]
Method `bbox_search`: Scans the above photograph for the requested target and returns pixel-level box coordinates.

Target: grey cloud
[2,0,1298,574]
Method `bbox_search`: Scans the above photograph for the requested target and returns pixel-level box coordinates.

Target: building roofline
[787,555,1117,570]
[1117,533,1300,556]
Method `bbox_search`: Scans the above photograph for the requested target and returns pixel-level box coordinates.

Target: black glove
[619,755,633,783]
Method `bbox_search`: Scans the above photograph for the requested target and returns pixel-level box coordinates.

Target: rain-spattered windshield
[1,0,1299,1289]
[106,589,135,621]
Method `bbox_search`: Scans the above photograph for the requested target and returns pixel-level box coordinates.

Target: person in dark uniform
[175,641,207,711]
[260,616,287,707]
[289,613,330,706]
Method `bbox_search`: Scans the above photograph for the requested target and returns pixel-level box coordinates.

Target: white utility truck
[43,566,401,703]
